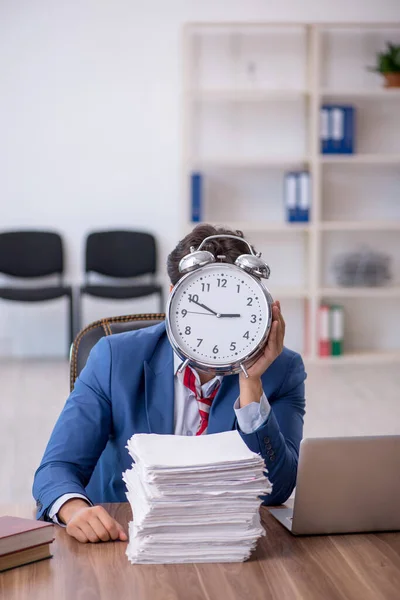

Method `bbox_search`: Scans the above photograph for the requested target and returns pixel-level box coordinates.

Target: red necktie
[183,366,221,435]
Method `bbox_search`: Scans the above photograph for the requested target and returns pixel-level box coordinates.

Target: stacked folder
[123,430,271,564]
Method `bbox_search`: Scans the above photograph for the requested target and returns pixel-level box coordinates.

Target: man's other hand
[59,499,128,543]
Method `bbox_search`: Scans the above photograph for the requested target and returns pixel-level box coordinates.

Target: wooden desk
[1,503,400,600]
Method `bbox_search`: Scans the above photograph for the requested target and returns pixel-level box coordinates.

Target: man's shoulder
[263,346,302,372]
[261,346,306,398]
[107,321,166,342]
[106,321,167,352]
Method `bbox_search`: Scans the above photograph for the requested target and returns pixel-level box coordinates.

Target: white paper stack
[123,430,272,564]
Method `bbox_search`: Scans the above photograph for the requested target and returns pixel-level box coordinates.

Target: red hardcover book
[0,542,53,572]
[0,516,54,556]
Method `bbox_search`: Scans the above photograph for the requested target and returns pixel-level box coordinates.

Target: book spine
[320,106,330,154]
[191,173,202,223]
[318,305,330,357]
[330,305,344,356]
[284,172,298,222]
[0,539,55,558]
[298,171,310,222]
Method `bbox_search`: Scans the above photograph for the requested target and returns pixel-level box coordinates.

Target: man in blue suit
[33,224,306,543]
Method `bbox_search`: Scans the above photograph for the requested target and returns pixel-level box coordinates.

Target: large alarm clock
[166,234,273,377]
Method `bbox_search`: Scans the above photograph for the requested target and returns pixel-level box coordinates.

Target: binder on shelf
[330,305,344,356]
[320,105,355,155]
[298,171,311,222]
[330,107,345,153]
[320,106,330,154]
[343,106,355,155]
[318,305,331,357]
[284,171,311,223]
[284,172,298,222]
[190,172,202,223]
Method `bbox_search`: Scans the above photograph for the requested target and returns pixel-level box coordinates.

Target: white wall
[0,0,399,357]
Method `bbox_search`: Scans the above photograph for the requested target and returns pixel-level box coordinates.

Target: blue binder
[284,171,311,223]
[320,106,331,154]
[321,105,355,154]
[330,106,345,154]
[343,106,355,154]
[297,171,311,222]
[284,172,298,222]
[190,173,202,222]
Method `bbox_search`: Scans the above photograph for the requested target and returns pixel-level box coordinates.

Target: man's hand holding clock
[239,300,285,408]
[186,294,285,407]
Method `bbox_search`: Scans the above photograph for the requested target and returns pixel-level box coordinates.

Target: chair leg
[68,292,74,358]
[159,288,164,314]
[75,289,82,339]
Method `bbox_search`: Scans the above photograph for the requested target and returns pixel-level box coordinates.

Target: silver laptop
[269,436,400,535]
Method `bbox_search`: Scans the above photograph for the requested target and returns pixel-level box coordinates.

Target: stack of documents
[123,430,271,564]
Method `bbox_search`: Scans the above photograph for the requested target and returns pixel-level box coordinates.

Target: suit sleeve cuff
[49,493,93,527]
[234,393,271,434]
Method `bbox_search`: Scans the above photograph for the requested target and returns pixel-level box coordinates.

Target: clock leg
[240,363,249,379]
[177,358,190,374]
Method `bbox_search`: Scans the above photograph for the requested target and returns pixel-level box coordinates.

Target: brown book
[0,516,54,556]
[0,543,53,572]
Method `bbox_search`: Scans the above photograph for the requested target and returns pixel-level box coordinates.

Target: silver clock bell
[179,234,270,280]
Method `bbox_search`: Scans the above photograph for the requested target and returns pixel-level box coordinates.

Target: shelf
[320,154,400,165]
[320,88,400,98]
[307,351,400,365]
[191,88,400,102]
[268,287,309,299]
[320,221,400,231]
[191,157,310,169]
[190,89,308,102]
[186,221,310,233]
[319,287,400,298]
[188,22,399,30]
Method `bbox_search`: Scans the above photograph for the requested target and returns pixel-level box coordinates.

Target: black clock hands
[190,299,241,318]
[190,299,218,316]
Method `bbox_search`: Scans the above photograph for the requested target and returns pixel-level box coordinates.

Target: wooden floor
[1,359,399,504]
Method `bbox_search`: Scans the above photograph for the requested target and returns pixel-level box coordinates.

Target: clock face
[167,263,271,368]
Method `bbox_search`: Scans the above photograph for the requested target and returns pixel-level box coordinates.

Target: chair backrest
[0,231,64,277]
[85,230,157,278]
[70,313,165,390]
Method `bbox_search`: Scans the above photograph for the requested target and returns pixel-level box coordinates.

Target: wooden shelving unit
[185,221,310,233]
[320,221,400,231]
[193,157,310,169]
[183,22,400,363]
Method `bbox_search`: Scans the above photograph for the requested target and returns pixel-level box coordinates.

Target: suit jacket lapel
[144,335,175,435]
[207,374,238,434]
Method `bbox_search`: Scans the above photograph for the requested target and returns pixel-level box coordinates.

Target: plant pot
[383,73,400,88]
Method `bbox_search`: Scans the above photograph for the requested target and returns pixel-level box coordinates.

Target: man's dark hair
[167,224,255,285]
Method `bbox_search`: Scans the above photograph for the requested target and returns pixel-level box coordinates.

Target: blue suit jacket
[33,322,306,519]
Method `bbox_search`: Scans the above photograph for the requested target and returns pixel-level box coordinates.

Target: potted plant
[369,42,400,88]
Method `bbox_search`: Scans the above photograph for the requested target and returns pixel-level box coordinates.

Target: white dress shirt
[49,354,271,524]
[172,354,270,435]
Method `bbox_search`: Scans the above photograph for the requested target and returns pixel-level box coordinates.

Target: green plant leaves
[368,42,400,73]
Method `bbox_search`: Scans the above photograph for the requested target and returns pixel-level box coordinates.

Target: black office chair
[70,313,165,391]
[78,231,163,330]
[0,231,73,352]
